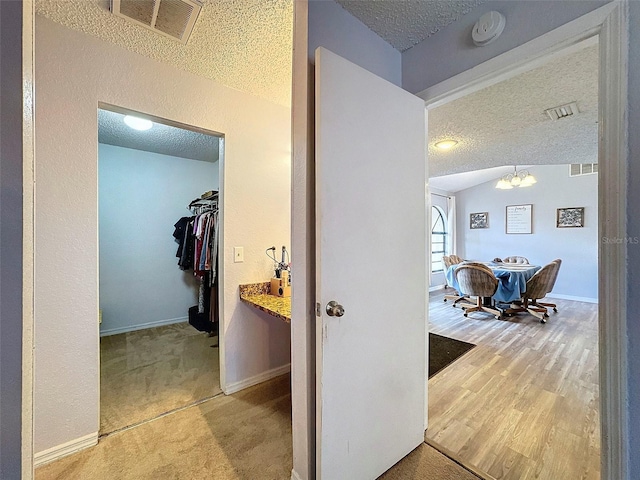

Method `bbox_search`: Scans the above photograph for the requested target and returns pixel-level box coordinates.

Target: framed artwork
[557,207,584,228]
[470,212,489,229]
[506,204,532,234]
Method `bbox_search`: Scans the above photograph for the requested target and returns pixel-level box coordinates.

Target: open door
[315,47,428,479]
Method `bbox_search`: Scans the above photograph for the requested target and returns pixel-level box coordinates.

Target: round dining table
[445,261,541,303]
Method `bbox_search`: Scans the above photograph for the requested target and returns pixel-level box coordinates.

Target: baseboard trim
[545,293,598,304]
[223,363,291,395]
[34,432,98,467]
[291,468,304,480]
[429,284,446,292]
[99,316,188,337]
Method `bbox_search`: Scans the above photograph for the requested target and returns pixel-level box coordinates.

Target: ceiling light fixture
[495,166,537,189]
[124,115,153,131]
[434,140,458,150]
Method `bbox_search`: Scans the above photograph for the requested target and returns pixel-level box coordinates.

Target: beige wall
[34,16,291,455]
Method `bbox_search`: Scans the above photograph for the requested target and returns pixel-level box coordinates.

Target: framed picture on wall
[470,212,489,229]
[557,207,584,228]
[506,204,533,234]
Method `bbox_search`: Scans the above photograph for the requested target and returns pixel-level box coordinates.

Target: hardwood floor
[100,322,221,434]
[427,288,600,480]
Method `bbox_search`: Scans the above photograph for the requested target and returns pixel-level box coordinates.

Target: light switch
[234,247,244,263]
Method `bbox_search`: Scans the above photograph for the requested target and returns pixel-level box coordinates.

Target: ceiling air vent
[544,101,580,121]
[111,0,203,44]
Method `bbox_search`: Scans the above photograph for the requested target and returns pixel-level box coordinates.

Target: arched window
[431,206,447,273]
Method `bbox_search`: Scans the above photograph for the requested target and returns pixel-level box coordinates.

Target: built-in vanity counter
[239,282,291,322]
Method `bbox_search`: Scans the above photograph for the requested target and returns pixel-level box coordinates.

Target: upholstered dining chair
[536,258,562,312]
[454,262,502,319]
[448,254,464,264]
[442,255,468,306]
[502,256,530,264]
[514,261,559,323]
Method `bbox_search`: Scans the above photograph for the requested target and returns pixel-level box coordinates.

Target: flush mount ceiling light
[495,166,537,189]
[124,115,153,131]
[434,140,458,150]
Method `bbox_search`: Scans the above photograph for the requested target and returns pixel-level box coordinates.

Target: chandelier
[495,166,537,189]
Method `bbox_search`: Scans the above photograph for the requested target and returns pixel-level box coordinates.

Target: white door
[315,47,428,479]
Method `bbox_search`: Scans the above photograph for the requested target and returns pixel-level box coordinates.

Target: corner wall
[98,144,218,335]
[34,17,291,455]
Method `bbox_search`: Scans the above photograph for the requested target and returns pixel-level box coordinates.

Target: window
[431,206,447,273]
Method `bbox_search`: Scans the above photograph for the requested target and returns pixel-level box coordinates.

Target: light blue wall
[455,165,598,300]
[98,144,218,335]
[0,1,24,476]
[309,0,401,85]
[402,0,608,94]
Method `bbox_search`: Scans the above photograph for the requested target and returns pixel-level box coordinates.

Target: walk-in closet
[98,107,223,434]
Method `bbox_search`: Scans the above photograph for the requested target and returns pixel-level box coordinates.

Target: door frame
[417,3,628,479]
[95,103,227,427]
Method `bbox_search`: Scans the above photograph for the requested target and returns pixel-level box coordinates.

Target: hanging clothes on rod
[173,191,219,334]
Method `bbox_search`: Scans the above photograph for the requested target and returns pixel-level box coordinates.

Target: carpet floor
[36,374,479,480]
[428,333,476,378]
[100,322,221,434]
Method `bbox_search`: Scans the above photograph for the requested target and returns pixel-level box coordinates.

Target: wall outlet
[234,246,244,263]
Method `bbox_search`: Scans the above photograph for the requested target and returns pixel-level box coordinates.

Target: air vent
[570,163,598,177]
[111,0,202,44]
[544,101,579,121]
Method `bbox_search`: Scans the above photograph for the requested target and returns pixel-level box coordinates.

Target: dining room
[423,39,600,480]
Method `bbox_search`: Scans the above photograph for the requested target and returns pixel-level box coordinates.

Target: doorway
[97,106,224,435]
[423,37,605,480]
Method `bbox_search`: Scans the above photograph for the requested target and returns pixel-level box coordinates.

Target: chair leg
[528,300,550,323]
[462,297,501,319]
[444,294,470,307]
[537,300,558,312]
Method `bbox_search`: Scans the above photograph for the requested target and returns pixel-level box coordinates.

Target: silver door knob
[326,301,345,317]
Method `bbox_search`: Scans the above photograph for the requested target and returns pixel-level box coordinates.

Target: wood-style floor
[100,322,221,434]
[427,288,600,480]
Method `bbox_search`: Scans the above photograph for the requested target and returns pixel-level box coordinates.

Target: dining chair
[513,261,558,323]
[454,262,502,319]
[536,258,562,312]
[442,255,468,306]
[502,255,530,264]
[449,254,464,264]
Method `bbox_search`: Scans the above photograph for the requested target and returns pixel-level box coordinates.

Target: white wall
[455,165,597,300]
[34,17,291,455]
[98,144,218,335]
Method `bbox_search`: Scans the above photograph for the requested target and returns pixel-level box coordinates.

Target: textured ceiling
[336,0,484,51]
[35,0,293,106]
[429,43,598,179]
[98,109,220,162]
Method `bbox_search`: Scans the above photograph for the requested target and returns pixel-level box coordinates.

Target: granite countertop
[239,282,291,323]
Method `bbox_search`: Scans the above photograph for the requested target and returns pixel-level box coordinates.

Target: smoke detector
[472,11,506,47]
[111,0,203,44]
